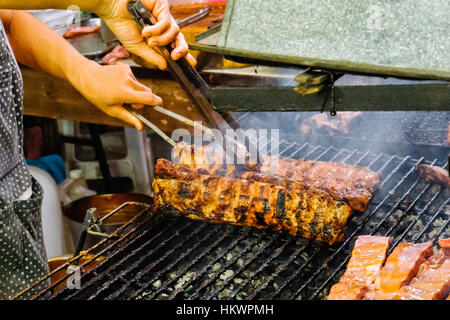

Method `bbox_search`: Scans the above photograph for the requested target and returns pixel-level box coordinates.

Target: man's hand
[97,0,196,69]
[73,61,162,130]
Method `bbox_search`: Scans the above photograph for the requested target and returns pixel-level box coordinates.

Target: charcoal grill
[14,135,450,300]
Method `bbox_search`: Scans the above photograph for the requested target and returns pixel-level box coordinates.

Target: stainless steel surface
[67,18,117,59]
[176,5,211,28]
[100,19,118,44]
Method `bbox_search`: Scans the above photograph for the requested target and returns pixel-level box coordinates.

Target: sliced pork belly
[327,236,390,300]
[393,239,450,300]
[364,241,433,300]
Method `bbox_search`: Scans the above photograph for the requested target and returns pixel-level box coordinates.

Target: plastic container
[59,169,97,206]
[28,9,78,35]
[29,166,74,258]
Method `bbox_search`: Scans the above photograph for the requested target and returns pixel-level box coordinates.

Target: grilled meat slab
[417,164,450,189]
[173,142,381,212]
[393,243,450,300]
[153,159,352,244]
[101,45,130,65]
[327,236,390,300]
[364,241,433,300]
[260,155,381,212]
[63,25,101,38]
[328,237,450,300]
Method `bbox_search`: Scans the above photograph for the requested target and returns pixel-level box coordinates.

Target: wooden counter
[22,66,203,133]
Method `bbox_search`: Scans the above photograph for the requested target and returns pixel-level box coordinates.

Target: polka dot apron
[0,20,49,299]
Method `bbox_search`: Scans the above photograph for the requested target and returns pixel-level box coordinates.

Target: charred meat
[173,142,381,212]
[153,159,353,244]
[417,164,450,188]
[300,112,362,136]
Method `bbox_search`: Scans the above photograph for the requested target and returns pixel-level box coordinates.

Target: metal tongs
[125,104,212,147]
[73,202,152,257]
[126,0,262,165]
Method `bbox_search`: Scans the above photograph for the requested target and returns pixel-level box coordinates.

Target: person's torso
[0,19,48,299]
[0,19,32,208]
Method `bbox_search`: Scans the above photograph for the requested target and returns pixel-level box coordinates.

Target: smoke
[234,110,449,162]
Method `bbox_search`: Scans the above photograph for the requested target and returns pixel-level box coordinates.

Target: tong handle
[73,208,99,258]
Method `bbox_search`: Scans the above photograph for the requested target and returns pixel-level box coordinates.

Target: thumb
[128,42,167,70]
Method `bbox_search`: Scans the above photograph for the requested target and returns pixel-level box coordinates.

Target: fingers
[185,53,197,67]
[138,1,196,66]
[107,105,143,130]
[171,33,189,60]
[141,0,172,38]
[122,87,163,107]
[124,75,164,107]
[131,103,145,110]
[141,9,171,37]
[127,41,167,70]
[147,18,180,47]
[141,0,158,12]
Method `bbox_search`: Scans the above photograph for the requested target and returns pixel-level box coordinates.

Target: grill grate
[25,139,450,300]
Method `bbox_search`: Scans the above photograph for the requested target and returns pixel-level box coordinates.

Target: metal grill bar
[308,160,448,299]
[287,143,309,158]
[131,227,216,298]
[210,143,368,300]
[227,238,293,299]
[21,204,154,300]
[290,154,411,299]
[388,187,442,249]
[127,224,221,298]
[187,230,267,299]
[261,150,382,300]
[62,217,183,300]
[246,243,309,300]
[251,149,374,300]
[328,149,347,161]
[370,158,431,234]
[132,227,248,300]
[311,191,450,300]
[201,231,280,300]
[90,222,205,300]
[279,142,297,155]
[391,191,448,247]
[168,230,252,299]
[414,197,450,242]
[434,216,450,240]
[383,184,433,237]
[32,137,450,301]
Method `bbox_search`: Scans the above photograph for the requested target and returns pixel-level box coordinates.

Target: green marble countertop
[205,0,450,80]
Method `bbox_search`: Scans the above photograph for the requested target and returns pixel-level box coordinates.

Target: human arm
[1,9,162,129]
[0,0,196,69]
